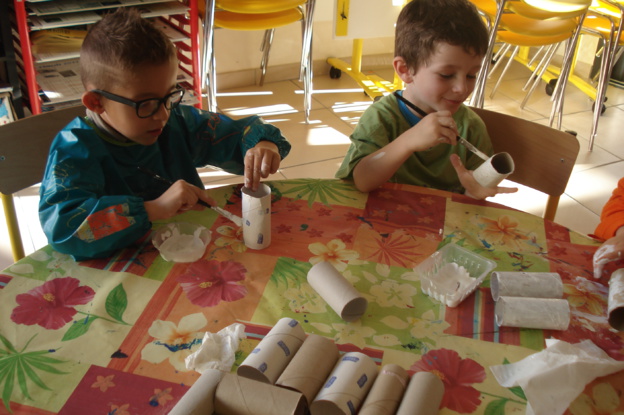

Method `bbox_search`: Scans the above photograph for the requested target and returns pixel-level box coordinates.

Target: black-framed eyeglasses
[90,87,185,118]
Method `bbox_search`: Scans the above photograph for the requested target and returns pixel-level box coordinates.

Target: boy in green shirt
[336,0,517,199]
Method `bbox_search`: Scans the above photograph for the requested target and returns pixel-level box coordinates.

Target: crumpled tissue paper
[185,323,246,373]
[489,339,624,415]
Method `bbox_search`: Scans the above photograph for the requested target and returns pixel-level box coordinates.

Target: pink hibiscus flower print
[410,348,486,414]
[177,260,247,307]
[11,277,95,330]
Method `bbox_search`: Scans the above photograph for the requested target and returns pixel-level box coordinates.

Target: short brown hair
[80,8,177,89]
[395,0,488,71]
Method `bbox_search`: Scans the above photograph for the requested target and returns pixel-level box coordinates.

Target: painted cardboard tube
[242,183,271,249]
[358,364,409,415]
[310,352,379,415]
[495,296,570,330]
[473,152,514,188]
[215,373,306,415]
[307,261,368,322]
[608,269,624,331]
[237,318,306,384]
[490,271,563,301]
[168,369,223,415]
[276,334,340,405]
[395,371,444,415]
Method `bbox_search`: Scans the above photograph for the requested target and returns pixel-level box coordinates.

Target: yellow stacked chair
[200,0,316,122]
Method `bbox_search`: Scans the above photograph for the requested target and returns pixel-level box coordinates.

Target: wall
[212,1,396,79]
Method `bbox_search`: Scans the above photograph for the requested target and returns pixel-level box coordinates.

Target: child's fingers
[450,153,466,173]
[495,186,518,194]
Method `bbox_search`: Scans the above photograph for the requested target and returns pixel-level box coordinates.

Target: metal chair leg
[548,13,587,130]
[520,44,559,109]
[202,0,217,111]
[259,29,275,87]
[490,45,519,98]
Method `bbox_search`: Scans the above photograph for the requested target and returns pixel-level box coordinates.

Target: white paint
[371,152,386,161]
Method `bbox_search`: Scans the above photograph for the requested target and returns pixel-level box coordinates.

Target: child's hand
[450,154,518,200]
[244,141,280,191]
[144,180,215,221]
[593,229,624,279]
[402,110,458,152]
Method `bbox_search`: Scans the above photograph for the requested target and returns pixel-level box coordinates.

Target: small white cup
[473,152,515,188]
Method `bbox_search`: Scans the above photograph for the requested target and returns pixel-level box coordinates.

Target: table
[1,178,623,414]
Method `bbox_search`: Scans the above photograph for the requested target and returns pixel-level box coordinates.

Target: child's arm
[353,111,458,192]
[450,154,518,199]
[176,107,290,191]
[39,134,152,260]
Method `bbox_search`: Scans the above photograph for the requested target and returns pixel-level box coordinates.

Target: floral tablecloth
[1,179,623,415]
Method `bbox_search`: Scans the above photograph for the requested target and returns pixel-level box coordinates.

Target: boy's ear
[82,91,105,114]
[393,56,414,83]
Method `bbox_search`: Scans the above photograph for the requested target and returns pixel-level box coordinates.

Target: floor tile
[565,161,624,215]
[260,108,355,168]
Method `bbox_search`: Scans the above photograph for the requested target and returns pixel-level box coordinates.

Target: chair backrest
[0,105,85,195]
[470,106,580,221]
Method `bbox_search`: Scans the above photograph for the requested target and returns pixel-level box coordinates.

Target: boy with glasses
[335,0,516,199]
[38,8,290,260]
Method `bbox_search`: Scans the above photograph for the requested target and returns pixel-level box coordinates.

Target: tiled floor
[2,59,623,270]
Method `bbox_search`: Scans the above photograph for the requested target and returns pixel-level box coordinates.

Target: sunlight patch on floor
[306,126,351,146]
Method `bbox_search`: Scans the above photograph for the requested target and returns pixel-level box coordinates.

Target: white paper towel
[490,339,624,415]
[185,323,246,373]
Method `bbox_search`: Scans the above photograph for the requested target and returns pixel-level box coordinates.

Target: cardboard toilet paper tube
[168,369,223,415]
[307,261,368,322]
[237,318,306,384]
[359,364,409,415]
[608,269,624,331]
[395,371,444,415]
[215,373,306,415]
[310,352,379,415]
[242,183,271,249]
[473,152,514,188]
[490,271,563,301]
[276,334,340,404]
[495,296,570,330]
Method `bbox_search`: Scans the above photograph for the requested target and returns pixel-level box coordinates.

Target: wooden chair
[0,105,85,262]
[471,107,580,222]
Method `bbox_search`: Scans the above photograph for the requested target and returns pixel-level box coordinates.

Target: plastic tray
[414,244,497,307]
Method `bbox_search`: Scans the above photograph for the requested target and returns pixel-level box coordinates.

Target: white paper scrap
[185,323,246,373]
[489,339,624,415]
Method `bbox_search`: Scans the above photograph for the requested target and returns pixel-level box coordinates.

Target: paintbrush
[137,166,243,227]
[393,91,489,161]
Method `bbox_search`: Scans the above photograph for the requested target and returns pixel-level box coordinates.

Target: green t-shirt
[335,93,493,194]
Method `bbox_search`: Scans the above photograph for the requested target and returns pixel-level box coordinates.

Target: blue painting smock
[38,105,291,260]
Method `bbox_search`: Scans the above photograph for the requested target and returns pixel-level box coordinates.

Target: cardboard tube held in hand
[237,318,306,384]
[242,183,271,249]
[307,261,368,322]
[310,352,379,415]
[473,152,514,188]
[168,369,223,415]
[608,268,624,331]
[495,296,570,330]
[395,371,444,415]
[215,373,306,415]
[359,364,409,415]
[276,334,340,405]
[490,271,563,301]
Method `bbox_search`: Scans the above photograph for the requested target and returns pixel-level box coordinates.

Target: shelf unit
[1,1,24,119]
[10,0,202,115]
